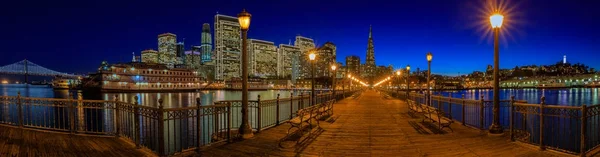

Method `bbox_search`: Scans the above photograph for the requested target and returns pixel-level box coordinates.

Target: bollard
[134,96,140,148]
[196,97,201,154]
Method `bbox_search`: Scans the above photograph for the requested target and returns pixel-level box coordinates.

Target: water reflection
[439,88,600,106]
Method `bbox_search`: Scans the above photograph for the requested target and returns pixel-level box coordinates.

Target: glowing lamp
[331,65,337,71]
[237,9,251,30]
[309,53,316,60]
[490,14,504,28]
[426,52,433,62]
[406,65,411,71]
[396,71,401,76]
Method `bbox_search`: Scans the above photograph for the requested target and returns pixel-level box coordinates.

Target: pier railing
[381,89,600,156]
[0,89,358,156]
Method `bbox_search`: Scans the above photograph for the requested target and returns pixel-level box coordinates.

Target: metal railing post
[257,95,262,132]
[72,93,81,133]
[299,94,303,110]
[226,103,232,143]
[114,95,121,137]
[134,96,140,148]
[276,94,280,125]
[510,96,515,142]
[448,93,452,119]
[581,104,587,157]
[540,96,546,150]
[480,96,484,130]
[17,91,23,127]
[462,94,465,126]
[157,99,165,156]
[290,92,293,119]
[196,98,201,153]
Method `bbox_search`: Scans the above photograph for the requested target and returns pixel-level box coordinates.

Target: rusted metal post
[17,91,23,127]
[299,94,303,110]
[257,95,261,132]
[134,96,140,148]
[72,93,81,133]
[581,104,587,157]
[196,97,201,153]
[114,95,120,137]
[510,96,515,142]
[157,99,165,156]
[480,96,484,130]
[448,93,452,119]
[290,92,294,119]
[226,103,232,143]
[461,94,465,126]
[276,94,280,125]
[540,96,546,150]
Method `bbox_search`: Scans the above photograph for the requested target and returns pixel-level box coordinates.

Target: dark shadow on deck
[0,125,152,157]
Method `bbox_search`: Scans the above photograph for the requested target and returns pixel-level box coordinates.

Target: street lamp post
[489,13,504,134]
[237,9,253,139]
[331,65,337,99]
[426,52,433,106]
[406,65,411,97]
[309,52,316,106]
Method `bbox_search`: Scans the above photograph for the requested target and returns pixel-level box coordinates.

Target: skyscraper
[316,42,336,77]
[201,23,213,63]
[214,14,241,80]
[365,25,376,82]
[278,44,301,81]
[158,33,177,68]
[346,55,360,76]
[249,39,278,78]
[294,36,315,79]
[176,42,185,65]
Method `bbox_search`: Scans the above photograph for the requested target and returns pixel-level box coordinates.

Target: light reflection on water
[0,84,319,108]
[4,84,598,106]
[437,88,600,106]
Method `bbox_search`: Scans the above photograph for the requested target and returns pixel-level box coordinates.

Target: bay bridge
[0,59,81,83]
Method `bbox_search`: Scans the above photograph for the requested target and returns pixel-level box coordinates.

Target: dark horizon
[1,0,599,75]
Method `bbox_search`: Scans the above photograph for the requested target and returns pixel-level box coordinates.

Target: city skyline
[1,0,599,75]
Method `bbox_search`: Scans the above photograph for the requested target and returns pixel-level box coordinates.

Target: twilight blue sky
[0,0,598,75]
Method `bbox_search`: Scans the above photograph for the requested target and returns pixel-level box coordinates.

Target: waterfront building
[201,23,213,64]
[214,14,241,80]
[277,44,301,82]
[315,42,336,78]
[294,35,315,79]
[345,55,360,76]
[141,49,158,64]
[90,62,206,91]
[176,42,185,65]
[365,25,376,82]
[249,39,278,78]
[158,33,177,68]
[184,50,201,69]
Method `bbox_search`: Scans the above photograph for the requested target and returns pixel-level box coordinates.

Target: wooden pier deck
[0,126,153,157]
[198,90,561,157]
